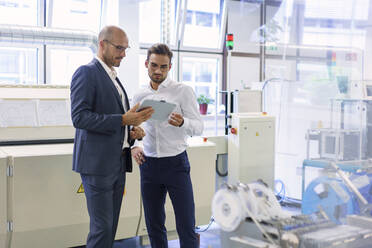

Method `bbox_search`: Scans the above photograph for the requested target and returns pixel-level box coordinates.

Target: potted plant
[197,94,213,115]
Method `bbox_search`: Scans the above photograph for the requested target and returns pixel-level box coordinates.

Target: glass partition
[263,78,371,202]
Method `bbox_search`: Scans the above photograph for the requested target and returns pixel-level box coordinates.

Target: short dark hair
[147,43,173,62]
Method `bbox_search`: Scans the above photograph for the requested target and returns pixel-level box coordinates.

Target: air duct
[0,24,98,53]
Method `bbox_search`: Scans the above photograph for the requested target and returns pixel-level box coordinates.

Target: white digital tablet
[138,99,176,121]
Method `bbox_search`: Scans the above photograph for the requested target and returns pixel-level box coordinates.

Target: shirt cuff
[181,117,189,130]
[132,139,143,148]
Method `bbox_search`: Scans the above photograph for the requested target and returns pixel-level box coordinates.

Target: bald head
[97,26,129,68]
[98,25,127,42]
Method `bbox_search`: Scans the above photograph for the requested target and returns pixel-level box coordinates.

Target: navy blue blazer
[70,58,133,175]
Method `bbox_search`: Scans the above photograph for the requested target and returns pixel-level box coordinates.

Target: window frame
[179,51,223,116]
[45,45,94,85]
[178,0,227,52]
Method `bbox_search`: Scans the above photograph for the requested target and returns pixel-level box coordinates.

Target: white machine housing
[228,113,275,188]
[232,90,262,113]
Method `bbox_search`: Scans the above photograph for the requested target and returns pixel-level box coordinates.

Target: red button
[231,128,237,134]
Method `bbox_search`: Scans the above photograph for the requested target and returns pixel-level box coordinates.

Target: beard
[102,54,122,68]
[113,57,123,67]
[149,73,166,84]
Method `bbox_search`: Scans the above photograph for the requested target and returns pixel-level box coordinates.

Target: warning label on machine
[77,183,84,193]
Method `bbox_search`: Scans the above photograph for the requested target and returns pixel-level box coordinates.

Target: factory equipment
[231,90,262,113]
[0,150,7,248]
[212,182,372,248]
[302,161,372,224]
[306,98,372,162]
[228,113,275,188]
[302,88,372,223]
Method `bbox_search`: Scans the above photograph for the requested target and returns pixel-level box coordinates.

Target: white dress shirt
[96,56,129,148]
[132,77,203,158]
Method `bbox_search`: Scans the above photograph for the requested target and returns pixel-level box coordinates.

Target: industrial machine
[0,85,217,248]
[302,160,372,224]
[228,113,275,188]
[306,98,372,162]
[212,182,372,248]
[302,82,372,225]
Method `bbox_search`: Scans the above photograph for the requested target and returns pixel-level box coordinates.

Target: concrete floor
[114,223,221,248]
[73,222,222,248]
[73,206,302,248]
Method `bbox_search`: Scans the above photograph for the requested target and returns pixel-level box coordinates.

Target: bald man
[70,26,153,248]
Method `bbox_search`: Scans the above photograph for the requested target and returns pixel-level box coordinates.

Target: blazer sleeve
[70,66,122,135]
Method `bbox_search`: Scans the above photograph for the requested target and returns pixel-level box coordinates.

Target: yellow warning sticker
[256,132,259,136]
[76,183,126,195]
[77,183,84,193]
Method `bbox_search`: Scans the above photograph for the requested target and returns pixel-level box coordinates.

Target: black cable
[215,157,228,177]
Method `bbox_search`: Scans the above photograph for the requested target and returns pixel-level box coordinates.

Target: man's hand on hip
[122,103,154,126]
[131,147,145,165]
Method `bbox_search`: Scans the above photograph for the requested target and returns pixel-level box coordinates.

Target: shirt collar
[148,77,171,91]
[95,56,117,80]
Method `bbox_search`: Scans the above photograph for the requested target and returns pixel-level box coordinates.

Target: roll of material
[212,182,290,232]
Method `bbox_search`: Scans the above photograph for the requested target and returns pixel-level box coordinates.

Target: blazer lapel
[93,59,124,112]
[115,77,130,111]
[115,77,132,144]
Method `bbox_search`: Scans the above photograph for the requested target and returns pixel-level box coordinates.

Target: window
[300,0,369,48]
[0,0,107,85]
[180,54,223,135]
[48,0,102,32]
[181,56,218,98]
[186,10,193,24]
[195,11,214,27]
[139,0,161,44]
[302,27,366,49]
[304,0,369,20]
[139,0,177,45]
[0,47,38,84]
[183,0,224,48]
[48,48,93,85]
[0,0,39,25]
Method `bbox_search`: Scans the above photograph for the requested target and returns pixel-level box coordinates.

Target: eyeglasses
[150,63,169,72]
[103,40,130,53]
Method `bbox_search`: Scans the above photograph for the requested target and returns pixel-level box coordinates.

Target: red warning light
[226,34,234,50]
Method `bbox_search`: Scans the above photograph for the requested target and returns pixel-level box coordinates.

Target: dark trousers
[80,172,126,248]
[140,151,198,248]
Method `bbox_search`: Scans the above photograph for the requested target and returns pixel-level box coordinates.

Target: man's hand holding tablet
[137,99,176,121]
